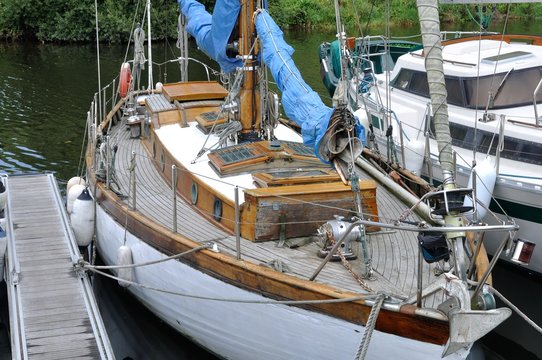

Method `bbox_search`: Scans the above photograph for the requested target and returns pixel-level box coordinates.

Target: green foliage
[1,0,542,42]
[0,0,178,42]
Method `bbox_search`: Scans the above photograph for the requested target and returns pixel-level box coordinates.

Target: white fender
[0,180,6,213]
[353,108,370,134]
[117,245,134,288]
[67,176,85,195]
[155,82,163,92]
[404,139,425,175]
[70,188,95,247]
[464,157,497,220]
[67,184,85,214]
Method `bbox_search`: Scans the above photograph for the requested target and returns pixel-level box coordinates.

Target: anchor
[439,273,511,357]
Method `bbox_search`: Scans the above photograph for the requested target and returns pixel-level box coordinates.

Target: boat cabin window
[428,121,542,165]
[391,69,464,106]
[392,67,542,109]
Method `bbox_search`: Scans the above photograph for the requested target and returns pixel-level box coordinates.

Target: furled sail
[254,10,335,156]
[178,0,242,73]
[256,10,365,162]
[179,0,364,162]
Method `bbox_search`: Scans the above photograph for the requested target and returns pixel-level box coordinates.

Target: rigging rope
[354,292,386,360]
[489,285,542,335]
[466,279,542,336]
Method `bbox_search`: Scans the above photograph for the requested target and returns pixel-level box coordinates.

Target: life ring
[119,62,132,98]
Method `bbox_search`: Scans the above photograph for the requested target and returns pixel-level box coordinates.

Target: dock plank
[4,174,113,359]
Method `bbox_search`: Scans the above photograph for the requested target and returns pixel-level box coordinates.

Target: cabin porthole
[213,198,223,222]
[191,182,198,205]
[160,152,165,172]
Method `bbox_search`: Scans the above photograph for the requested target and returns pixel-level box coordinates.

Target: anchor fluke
[442,307,511,357]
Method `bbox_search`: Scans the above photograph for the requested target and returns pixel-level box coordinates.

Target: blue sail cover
[255,10,334,158]
[178,0,242,73]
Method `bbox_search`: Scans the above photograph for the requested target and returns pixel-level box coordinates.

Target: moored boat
[320,1,542,276]
[77,0,517,358]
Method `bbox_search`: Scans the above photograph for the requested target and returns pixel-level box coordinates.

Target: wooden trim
[162,81,229,102]
[442,34,542,47]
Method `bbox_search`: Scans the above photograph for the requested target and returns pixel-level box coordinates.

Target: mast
[147,0,153,91]
[238,0,261,139]
[416,0,473,286]
[417,0,454,186]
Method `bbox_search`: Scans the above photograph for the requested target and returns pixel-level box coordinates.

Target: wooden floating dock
[2,173,114,360]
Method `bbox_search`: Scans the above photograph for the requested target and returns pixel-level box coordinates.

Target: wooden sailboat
[77,0,516,358]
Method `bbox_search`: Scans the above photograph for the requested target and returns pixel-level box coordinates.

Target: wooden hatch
[208,140,327,176]
[241,180,380,241]
[162,81,228,102]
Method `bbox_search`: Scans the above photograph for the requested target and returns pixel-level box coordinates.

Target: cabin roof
[392,39,542,78]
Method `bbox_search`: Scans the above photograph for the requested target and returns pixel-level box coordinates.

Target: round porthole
[160,152,165,172]
[213,198,223,222]
[191,182,198,205]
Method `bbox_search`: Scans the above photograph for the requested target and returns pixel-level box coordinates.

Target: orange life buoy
[119,62,132,98]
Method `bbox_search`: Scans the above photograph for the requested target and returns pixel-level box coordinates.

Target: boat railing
[88,56,221,138]
[358,94,432,172]
[533,76,542,125]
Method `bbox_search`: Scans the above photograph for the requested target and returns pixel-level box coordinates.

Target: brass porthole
[191,182,198,205]
[213,198,223,222]
[160,152,165,172]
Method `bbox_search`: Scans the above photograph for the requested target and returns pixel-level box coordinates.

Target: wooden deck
[3,174,114,360]
[109,119,441,300]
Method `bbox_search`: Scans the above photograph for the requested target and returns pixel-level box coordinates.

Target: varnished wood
[161,81,228,102]
[442,34,542,47]
[252,169,340,187]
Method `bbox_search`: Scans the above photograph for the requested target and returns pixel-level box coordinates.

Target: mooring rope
[465,279,542,335]
[81,243,213,270]
[354,292,386,360]
[85,265,375,305]
[489,285,542,335]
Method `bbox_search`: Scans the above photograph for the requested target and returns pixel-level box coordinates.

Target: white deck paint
[155,122,304,202]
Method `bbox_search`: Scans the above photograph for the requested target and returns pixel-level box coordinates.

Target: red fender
[119,62,132,98]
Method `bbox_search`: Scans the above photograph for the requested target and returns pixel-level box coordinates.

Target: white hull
[96,206,465,360]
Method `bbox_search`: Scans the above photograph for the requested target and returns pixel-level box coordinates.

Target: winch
[317,216,364,260]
